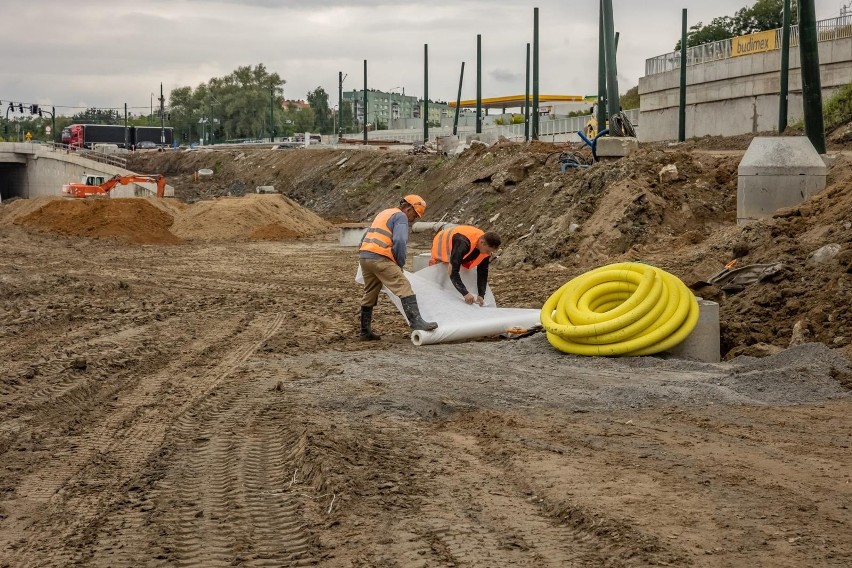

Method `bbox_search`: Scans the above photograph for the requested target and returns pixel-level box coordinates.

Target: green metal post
[779,0,791,132]
[124,103,128,149]
[525,42,531,141]
[476,34,482,134]
[453,61,465,136]
[160,83,166,146]
[602,0,620,124]
[597,0,607,135]
[798,0,826,154]
[270,86,274,143]
[424,44,429,144]
[532,7,540,140]
[339,71,344,137]
[363,60,368,145]
[679,8,687,142]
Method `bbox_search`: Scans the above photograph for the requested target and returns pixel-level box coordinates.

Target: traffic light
[30,104,39,115]
[38,109,43,117]
[18,104,23,113]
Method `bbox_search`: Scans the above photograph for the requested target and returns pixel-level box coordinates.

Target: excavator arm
[115,175,167,198]
[63,174,167,198]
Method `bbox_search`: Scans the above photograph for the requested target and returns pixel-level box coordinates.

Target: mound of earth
[11,198,180,245]
[168,193,332,241]
[0,197,64,225]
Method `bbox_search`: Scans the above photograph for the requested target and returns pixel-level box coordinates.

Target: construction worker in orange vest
[358,195,438,340]
[430,225,501,306]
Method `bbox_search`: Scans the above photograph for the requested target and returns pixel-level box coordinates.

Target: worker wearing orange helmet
[358,194,437,340]
[430,225,501,306]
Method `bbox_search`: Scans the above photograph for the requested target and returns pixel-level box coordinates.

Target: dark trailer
[132,126,174,147]
[83,124,127,148]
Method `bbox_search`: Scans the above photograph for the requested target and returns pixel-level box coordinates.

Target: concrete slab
[667,300,721,363]
[737,137,827,223]
[339,225,369,247]
[596,136,638,158]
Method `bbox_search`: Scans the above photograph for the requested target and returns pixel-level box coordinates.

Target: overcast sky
[0,0,841,116]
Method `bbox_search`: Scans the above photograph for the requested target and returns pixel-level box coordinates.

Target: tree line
[166,64,354,144]
[675,0,798,50]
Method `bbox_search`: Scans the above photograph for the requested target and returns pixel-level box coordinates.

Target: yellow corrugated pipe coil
[541,262,699,356]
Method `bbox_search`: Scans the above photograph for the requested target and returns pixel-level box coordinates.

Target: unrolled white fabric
[356,263,541,346]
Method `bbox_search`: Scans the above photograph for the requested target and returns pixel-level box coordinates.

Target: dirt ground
[129,142,852,358]
[1,222,850,567]
[1,137,850,566]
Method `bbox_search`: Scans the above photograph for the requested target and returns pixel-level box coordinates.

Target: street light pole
[270,85,275,143]
[159,83,165,146]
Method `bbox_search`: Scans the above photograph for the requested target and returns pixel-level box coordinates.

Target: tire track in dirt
[406,429,671,567]
[148,392,317,567]
[0,312,284,567]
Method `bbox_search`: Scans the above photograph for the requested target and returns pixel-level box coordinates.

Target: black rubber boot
[359,306,381,341]
[400,296,438,331]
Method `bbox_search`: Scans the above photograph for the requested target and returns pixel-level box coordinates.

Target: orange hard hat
[402,194,426,218]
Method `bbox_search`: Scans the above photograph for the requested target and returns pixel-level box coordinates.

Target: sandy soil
[1,225,850,567]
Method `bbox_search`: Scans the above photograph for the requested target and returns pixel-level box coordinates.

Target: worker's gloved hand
[475,296,485,307]
[463,293,476,304]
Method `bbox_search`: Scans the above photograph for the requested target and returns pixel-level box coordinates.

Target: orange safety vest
[431,225,488,269]
[359,208,402,262]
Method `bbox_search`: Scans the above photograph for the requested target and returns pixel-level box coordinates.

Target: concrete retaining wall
[639,37,852,142]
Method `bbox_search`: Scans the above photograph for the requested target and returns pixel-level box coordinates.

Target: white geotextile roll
[355,264,541,346]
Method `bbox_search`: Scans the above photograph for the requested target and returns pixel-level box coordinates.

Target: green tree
[675,17,736,50]
[620,86,640,110]
[168,64,285,143]
[307,87,332,133]
[568,109,593,117]
[71,107,122,124]
[733,0,796,35]
[283,103,315,136]
[674,0,797,50]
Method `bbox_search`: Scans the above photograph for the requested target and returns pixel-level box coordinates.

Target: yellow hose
[540,262,699,356]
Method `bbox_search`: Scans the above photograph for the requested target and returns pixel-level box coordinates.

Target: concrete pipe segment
[541,262,699,356]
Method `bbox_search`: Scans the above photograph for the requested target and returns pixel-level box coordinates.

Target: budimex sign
[732,30,777,57]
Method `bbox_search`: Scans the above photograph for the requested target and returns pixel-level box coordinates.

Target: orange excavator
[62,173,167,198]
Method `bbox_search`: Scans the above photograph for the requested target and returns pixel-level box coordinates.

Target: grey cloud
[4,0,836,113]
[490,69,522,84]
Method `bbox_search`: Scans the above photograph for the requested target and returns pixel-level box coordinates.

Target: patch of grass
[482,195,498,213]
[790,84,852,133]
[823,83,852,132]
[353,180,376,197]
